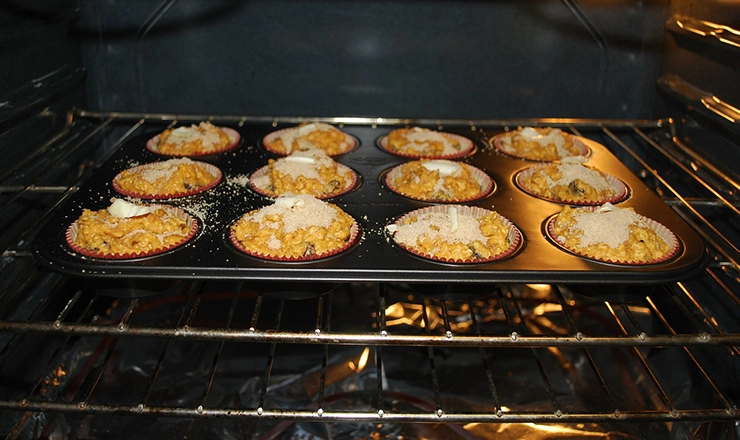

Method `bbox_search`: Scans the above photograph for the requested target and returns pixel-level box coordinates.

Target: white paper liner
[388,205,522,264]
[230,220,360,262]
[384,161,493,203]
[112,161,222,200]
[248,163,358,199]
[491,132,591,162]
[378,131,474,159]
[66,205,198,260]
[515,165,628,205]
[546,209,680,265]
[262,126,357,156]
[146,127,241,156]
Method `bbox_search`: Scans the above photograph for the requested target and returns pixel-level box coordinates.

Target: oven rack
[0,111,739,429]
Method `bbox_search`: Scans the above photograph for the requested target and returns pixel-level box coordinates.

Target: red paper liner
[229,220,360,262]
[112,161,222,200]
[388,205,522,264]
[262,126,357,157]
[377,131,474,159]
[545,210,680,265]
[515,165,629,205]
[146,126,241,157]
[491,132,591,162]
[66,206,198,260]
[249,163,358,199]
[384,161,494,203]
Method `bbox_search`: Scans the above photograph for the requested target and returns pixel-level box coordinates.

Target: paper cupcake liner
[146,127,241,157]
[262,126,357,156]
[384,162,494,203]
[389,205,522,264]
[515,165,629,205]
[112,161,223,200]
[491,132,591,162]
[545,211,680,265]
[229,221,360,262]
[66,206,198,260]
[377,132,474,159]
[249,163,359,199]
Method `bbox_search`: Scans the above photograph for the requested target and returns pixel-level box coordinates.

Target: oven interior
[1,0,740,439]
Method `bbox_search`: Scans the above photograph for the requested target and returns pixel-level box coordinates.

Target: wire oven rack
[0,110,739,435]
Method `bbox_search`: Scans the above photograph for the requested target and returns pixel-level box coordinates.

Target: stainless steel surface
[0,112,739,435]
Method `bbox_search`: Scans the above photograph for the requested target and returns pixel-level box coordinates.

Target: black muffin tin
[34,122,709,288]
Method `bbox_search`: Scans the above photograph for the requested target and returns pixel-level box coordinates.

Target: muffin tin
[34,122,708,287]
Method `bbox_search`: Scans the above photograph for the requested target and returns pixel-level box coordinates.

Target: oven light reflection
[464,416,608,438]
[380,284,574,334]
[349,347,371,373]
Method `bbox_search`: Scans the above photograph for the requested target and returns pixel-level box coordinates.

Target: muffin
[249,149,357,198]
[113,158,222,199]
[263,122,355,156]
[67,198,197,259]
[516,157,627,205]
[493,126,588,161]
[147,122,240,156]
[381,127,473,159]
[387,205,521,263]
[385,159,492,202]
[549,203,678,264]
[230,195,358,260]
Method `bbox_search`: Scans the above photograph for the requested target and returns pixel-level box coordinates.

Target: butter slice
[422,160,461,176]
[107,198,152,218]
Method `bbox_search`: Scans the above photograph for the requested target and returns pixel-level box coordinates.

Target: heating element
[0,110,738,438]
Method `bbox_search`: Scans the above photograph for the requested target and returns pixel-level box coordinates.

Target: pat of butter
[167,126,194,142]
[519,127,543,140]
[422,160,461,176]
[448,206,458,232]
[297,122,323,136]
[108,198,152,218]
[285,155,317,164]
[596,202,616,213]
[275,196,305,209]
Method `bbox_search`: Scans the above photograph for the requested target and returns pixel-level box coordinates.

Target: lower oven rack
[1,111,739,434]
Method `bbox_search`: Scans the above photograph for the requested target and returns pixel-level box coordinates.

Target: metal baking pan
[34,121,709,288]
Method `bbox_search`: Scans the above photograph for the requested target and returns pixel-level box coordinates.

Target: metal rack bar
[77,336,121,409]
[645,297,735,413]
[18,287,100,405]
[0,265,49,317]
[505,287,562,416]
[420,298,444,417]
[605,302,676,414]
[316,291,332,416]
[1,400,735,423]
[256,300,284,415]
[469,300,503,417]
[249,293,263,332]
[633,129,740,218]
[375,346,385,418]
[0,117,113,214]
[552,286,618,412]
[603,126,740,260]
[140,281,206,407]
[198,282,242,410]
[2,317,739,346]
[668,283,740,358]
[73,109,666,130]
[669,136,740,194]
[0,119,75,184]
